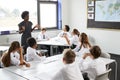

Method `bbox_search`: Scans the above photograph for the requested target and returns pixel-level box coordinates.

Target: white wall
[62,0,120,54]
[1,0,120,54]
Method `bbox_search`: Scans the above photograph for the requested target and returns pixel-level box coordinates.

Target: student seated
[57,25,71,53]
[37,28,50,56]
[26,37,45,61]
[52,49,84,80]
[73,32,91,57]
[57,25,71,38]
[1,41,30,67]
[64,28,80,48]
[37,28,49,41]
[79,45,106,80]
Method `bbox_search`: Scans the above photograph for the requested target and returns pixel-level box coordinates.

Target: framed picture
[88,7,94,13]
[88,13,94,19]
[88,0,94,6]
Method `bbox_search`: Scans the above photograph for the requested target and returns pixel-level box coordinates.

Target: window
[0,0,62,33]
[39,2,57,28]
[0,0,37,31]
[38,0,62,29]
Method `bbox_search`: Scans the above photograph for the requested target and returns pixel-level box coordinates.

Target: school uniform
[37,32,49,41]
[10,52,21,66]
[0,51,21,67]
[52,62,84,80]
[79,57,106,80]
[26,47,41,61]
[57,31,71,38]
[69,35,80,49]
[37,32,50,56]
[70,35,79,45]
[73,45,90,57]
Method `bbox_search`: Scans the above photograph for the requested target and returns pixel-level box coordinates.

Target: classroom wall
[0,30,61,46]
[1,0,120,55]
[62,0,120,54]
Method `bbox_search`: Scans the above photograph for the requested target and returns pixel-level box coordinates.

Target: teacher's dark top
[18,21,33,48]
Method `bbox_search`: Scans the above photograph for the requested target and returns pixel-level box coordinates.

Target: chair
[96,68,112,80]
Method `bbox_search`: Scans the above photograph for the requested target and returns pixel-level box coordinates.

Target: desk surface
[0,46,9,51]
[37,37,70,46]
[4,55,63,80]
[3,54,116,80]
[0,69,27,80]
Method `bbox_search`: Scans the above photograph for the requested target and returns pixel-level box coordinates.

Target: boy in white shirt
[26,37,43,61]
[57,25,71,53]
[57,25,71,38]
[37,28,50,56]
[37,28,49,41]
[79,45,106,80]
[52,49,84,80]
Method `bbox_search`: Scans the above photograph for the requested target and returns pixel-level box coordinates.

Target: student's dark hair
[2,41,20,67]
[73,28,80,37]
[21,11,29,19]
[63,49,76,64]
[27,37,36,47]
[80,33,91,50]
[65,25,70,32]
[41,28,46,31]
[90,45,101,59]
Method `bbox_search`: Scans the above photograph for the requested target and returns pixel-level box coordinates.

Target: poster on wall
[88,13,94,19]
[87,0,120,29]
[88,7,94,13]
[95,0,120,22]
[88,0,94,6]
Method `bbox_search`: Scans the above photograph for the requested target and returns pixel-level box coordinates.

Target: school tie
[43,35,45,39]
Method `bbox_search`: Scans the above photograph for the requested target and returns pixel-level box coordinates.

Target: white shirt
[79,57,106,80]
[52,62,84,80]
[10,52,20,66]
[26,47,41,61]
[57,31,71,38]
[73,45,90,57]
[37,32,49,41]
[69,35,80,46]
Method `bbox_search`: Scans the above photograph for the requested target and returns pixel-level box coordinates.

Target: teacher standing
[18,11,39,54]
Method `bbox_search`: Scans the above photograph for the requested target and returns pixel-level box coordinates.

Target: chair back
[96,68,111,80]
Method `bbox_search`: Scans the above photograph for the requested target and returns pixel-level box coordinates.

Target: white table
[37,37,70,56]
[0,46,9,57]
[4,54,117,80]
[4,55,63,80]
[0,69,27,80]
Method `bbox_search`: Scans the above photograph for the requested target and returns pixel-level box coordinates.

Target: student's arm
[79,53,92,71]
[19,47,24,65]
[19,47,30,67]
[64,34,70,45]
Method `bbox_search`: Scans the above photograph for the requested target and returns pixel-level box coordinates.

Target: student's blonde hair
[63,49,76,64]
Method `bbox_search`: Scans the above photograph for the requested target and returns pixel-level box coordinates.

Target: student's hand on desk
[25,63,30,67]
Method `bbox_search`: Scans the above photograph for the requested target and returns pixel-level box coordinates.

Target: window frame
[37,0,58,29]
